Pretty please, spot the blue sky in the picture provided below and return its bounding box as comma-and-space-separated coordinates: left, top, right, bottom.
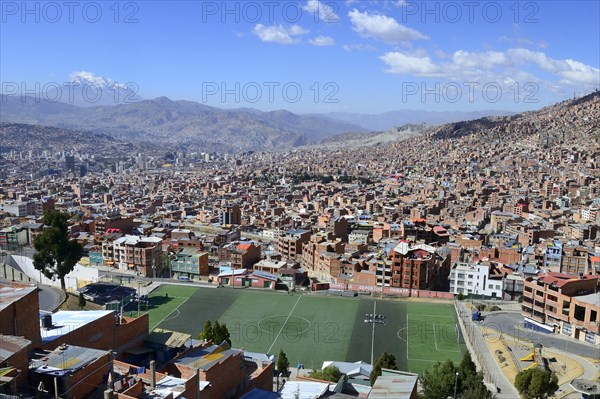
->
1, 0, 599, 113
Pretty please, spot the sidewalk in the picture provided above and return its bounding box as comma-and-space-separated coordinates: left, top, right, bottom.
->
456, 301, 520, 399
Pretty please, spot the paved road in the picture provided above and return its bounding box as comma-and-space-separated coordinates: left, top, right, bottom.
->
481, 312, 600, 359
456, 301, 521, 399
38, 285, 64, 312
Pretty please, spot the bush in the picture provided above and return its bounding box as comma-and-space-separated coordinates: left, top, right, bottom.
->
457, 292, 464, 301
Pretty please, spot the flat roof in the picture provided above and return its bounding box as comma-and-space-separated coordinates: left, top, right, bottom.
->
32, 344, 108, 375
279, 381, 330, 399
41, 310, 113, 343
146, 329, 191, 348
369, 371, 418, 398
0, 285, 37, 312
575, 292, 600, 307
173, 343, 242, 371
0, 335, 31, 362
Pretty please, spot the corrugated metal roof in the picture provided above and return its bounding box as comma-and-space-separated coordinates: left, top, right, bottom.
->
146, 329, 191, 348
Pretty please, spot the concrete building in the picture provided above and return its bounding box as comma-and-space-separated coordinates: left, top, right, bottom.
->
170, 250, 209, 278
522, 272, 599, 345
0, 283, 41, 346
449, 262, 503, 298
390, 242, 449, 291
278, 229, 311, 261
31, 344, 110, 399
102, 235, 163, 277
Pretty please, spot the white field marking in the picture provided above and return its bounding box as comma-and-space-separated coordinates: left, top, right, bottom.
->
433, 323, 439, 350
396, 327, 407, 343
406, 313, 409, 360
153, 298, 189, 329
404, 314, 461, 361
162, 309, 181, 322
267, 295, 302, 354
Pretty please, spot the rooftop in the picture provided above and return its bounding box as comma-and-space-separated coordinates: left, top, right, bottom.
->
40, 310, 113, 343
0, 285, 37, 312
575, 292, 600, 307
31, 344, 108, 376
0, 335, 31, 362
173, 342, 242, 371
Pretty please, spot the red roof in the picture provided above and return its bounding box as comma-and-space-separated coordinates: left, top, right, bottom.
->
237, 243, 252, 250
539, 272, 599, 287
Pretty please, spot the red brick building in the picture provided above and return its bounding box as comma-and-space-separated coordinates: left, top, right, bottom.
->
390, 242, 449, 290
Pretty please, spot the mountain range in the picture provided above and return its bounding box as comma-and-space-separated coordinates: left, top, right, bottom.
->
0, 95, 367, 152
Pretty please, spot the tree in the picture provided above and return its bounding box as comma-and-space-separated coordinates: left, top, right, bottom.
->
370, 351, 398, 385
419, 360, 457, 399
276, 349, 290, 376
420, 354, 494, 399
458, 352, 477, 391
78, 292, 86, 308
462, 372, 495, 399
457, 292, 464, 301
309, 366, 344, 382
199, 320, 214, 341
33, 210, 83, 290
214, 321, 232, 346
199, 320, 231, 346
515, 368, 558, 399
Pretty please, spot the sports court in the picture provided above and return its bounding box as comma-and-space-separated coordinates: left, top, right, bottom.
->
145, 285, 465, 374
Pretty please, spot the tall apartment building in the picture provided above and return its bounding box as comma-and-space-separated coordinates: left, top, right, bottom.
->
561, 246, 590, 275
102, 235, 163, 277
522, 272, 599, 345
277, 229, 311, 260
218, 242, 261, 269
449, 262, 503, 298
390, 242, 449, 290
95, 214, 136, 235
220, 204, 241, 225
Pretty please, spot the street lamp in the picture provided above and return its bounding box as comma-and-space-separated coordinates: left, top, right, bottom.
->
364, 301, 387, 365
454, 371, 459, 399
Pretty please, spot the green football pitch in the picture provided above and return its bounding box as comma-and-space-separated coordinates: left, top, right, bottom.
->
144, 285, 466, 374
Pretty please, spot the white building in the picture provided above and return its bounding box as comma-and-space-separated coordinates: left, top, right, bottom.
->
449, 262, 503, 298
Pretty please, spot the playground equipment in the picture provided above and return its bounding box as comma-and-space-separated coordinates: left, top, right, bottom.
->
520, 343, 548, 370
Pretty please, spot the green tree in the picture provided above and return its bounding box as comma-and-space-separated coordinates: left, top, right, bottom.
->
419, 360, 457, 399
33, 210, 83, 290
462, 372, 495, 399
309, 366, 344, 382
199, 320, 214, 341
78, 292, 86, 308
514, 368, 558, 399
213, 321, 232, 346
276, 349, 290, 376
458, 351, 477, 391
370, 351, 398, 385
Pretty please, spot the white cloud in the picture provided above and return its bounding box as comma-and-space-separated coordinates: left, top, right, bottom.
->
303, 0, 339, 22
251, 24, 309, 45
379, 52, 440, 76
309, 35, 336, 46
348, 9, 428, 44
343, 43, 378, 52
379, 47, 600, 88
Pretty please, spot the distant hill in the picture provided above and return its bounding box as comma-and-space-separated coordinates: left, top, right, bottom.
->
322, 109, 515, 131
428, 91, 600, 141
317, 124, 428, 149
0, 122, 156, 154
0, 95, 366, 153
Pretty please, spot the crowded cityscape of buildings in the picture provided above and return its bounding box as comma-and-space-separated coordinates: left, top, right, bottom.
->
0, 92, 599, 397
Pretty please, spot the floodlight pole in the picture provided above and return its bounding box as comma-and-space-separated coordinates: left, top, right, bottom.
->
371, 300, 376, 365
